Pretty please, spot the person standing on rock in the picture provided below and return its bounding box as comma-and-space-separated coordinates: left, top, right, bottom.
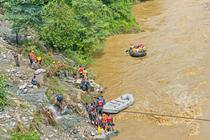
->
107, 113, 114, 131
102, 113, 108, 131
45, 109, 56, 125
36, 56, 42, 65
97, 98, 104, 115
12, 52, 20, 67
83, 68, 88, 79
98, 96, 106, 105
28, 50, 36, 65
78, 65, 84, 78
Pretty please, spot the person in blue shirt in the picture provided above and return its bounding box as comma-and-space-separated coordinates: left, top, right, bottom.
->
53, 95, 65, 113
98, 96, 106, 105
31, 76, 40, 88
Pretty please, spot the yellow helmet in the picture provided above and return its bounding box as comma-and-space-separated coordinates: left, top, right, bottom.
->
31, 50, 34, 53
37, 56, 41, 60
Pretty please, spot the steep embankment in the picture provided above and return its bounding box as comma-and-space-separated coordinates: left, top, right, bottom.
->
0, 39, 98, 140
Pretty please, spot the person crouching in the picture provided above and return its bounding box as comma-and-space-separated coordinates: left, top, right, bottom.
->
31, 76, 40, 88
53, 95, 65, 113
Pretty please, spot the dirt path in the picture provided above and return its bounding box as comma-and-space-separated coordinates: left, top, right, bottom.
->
91, 0, 210, 139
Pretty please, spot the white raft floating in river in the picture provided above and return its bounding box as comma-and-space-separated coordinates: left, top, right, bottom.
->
103, 93, 134, 114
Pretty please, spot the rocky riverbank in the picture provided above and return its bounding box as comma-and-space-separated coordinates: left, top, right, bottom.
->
0, 38, 117, 140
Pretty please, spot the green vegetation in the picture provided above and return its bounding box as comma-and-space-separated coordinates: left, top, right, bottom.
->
21, 44, 54, 66
45, 77, 64, 100
131, 0, 142, 4
2, 0, 139, 64
19, 103, 30, 109
11, 121, 40, 140
33, 110, 43, 125
0, 74, 7, 110
81, 93, 93, 104
11, 130, 40, 140
2, 0, 46, 45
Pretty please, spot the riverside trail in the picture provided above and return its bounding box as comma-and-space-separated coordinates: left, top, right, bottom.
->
91, 0, 210, 139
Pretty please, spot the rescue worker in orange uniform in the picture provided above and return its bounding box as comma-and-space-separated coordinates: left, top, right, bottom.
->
28, 50, 36, 65
102, 113, 107, 130
78, 65, 84, 78
107, 113, 114, 131
83, 68, 88, 79
36, 56, 42, 65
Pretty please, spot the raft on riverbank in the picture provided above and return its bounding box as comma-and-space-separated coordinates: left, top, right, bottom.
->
103, 94, 134, 114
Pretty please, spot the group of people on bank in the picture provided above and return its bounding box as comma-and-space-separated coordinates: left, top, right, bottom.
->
50, 92, 115, 133
77, 65, 115, 133
12, 48, 115, 134
78, 65, 92, 92
28, 50, 42, 68
12, 49, 42, 88
28, 50, 42, 88
85, 96, 114, 133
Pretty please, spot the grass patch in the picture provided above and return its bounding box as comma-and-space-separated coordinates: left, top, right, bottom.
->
33, 110, 43, 125
45, 77, 64, 100
19, 103, 30, 109
0, 74, 7, 110
81, 93, 93, 104
11, 122, 40, 140
11, 130, 40, 140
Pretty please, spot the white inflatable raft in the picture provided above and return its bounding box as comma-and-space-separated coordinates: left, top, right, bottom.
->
103, 93, 134, 114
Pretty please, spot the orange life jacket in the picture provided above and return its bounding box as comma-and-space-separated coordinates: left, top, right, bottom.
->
83, 70, 88, 76
36, 56, 42, 64
102, 116, 107, 124
79, 67, 84, 73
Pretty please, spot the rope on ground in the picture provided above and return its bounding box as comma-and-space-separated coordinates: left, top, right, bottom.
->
122, 110, 210, 122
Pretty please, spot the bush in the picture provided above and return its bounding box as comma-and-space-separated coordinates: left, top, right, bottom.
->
0, 74, 7, 110
45, 77, 64, 100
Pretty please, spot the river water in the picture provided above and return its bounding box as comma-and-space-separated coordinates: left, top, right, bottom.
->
90, 0, 210, 139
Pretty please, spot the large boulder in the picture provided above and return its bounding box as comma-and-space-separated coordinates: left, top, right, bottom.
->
0, 21, 25, 45
34, 69, 46, 75
20, 88, 48, 106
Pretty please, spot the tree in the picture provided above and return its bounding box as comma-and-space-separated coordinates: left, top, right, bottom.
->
1, 0, 138, 64
72, 0, 111, 40
40, 0, 138, 64
2, 0, 49, 45
40, 0, 81, 51
107, 1, 138, 33
40, 0, 109, 64
100, 0, 114, 5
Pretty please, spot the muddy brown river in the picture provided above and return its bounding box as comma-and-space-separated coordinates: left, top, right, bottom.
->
90, 0, 210, 139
